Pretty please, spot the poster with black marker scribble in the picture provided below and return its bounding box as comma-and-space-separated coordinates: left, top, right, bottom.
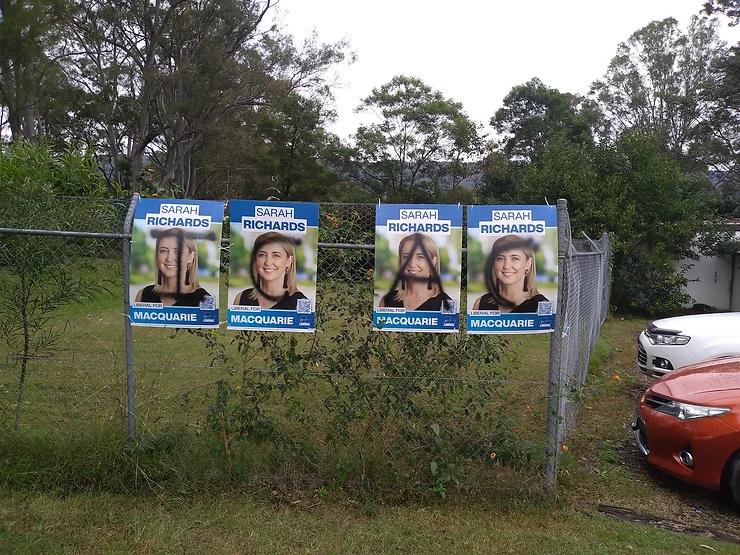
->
227, 200, 318, 332
373, 204, 462, 332
467, 205, 558, 334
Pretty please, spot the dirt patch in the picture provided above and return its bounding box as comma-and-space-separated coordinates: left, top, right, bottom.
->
598, 504, 740, 544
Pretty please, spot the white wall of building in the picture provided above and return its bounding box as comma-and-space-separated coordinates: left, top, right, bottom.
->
678, 227, 740, 311
679, 255, 735, 310
732, 254, 740, 312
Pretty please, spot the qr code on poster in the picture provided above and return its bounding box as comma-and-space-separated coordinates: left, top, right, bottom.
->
537, 301, 553, 316
296, 298, 312, 314
441, 300, 457, 314
199, 295, 216, 310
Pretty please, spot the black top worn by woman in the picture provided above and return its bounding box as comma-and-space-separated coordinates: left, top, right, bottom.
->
138, 284, 211, 307
476, 293, 549, 314
236, 288, 307, 310
381, 290, 453, 311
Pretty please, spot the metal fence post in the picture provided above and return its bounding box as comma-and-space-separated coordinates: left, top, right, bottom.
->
600, 233, 611, 324
545, 198, 570, 491
122, 193, 139, 441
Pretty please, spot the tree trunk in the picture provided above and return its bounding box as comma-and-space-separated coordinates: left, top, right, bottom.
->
130, 87, 151, 193
13, 278, 31, 432
23, 53, 36, 142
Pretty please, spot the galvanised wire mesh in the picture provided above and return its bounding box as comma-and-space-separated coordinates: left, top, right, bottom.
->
550, 208, 612, 460
0, 195, 130, 442
0, 196, 609, 498
129, 203, 551, 496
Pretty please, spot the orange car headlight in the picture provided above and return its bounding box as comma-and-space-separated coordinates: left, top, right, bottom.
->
655, 400, 731, 421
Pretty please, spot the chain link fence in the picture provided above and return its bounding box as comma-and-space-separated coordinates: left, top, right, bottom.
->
0, 195, 610, 498
545, 202, 612, 483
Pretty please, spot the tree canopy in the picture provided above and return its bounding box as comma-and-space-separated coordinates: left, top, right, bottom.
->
704, 0, 740, 24
492, 78, 595, 163
514, 132, 719, 314
590, 16, 726, 169
214, 92, 342, 201
2, 7, 740, 313
344, 75, 483, 202
1, 0, 352, 198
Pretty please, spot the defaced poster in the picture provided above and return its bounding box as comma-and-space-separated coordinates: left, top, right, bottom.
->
227, 200, 319, 332
466, 205, 558, 334
129, 198, 224, 328
373, 204, 462, 332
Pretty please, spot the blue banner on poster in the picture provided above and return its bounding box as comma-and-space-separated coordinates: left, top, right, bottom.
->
227, 200, 319, 332
129, 198, 224, 328
373, 204, 463, 333
466, 205, 558, 334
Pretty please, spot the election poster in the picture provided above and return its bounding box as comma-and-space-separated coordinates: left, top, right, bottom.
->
373, 204, 462, 332
129, 197, 224, 328
227, 200, 318, 332
467, 205, 558, 334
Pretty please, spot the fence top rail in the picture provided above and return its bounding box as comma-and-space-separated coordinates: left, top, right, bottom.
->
0, 229, 478, 253
569, 250, 607, 257
0, 228, 126, 240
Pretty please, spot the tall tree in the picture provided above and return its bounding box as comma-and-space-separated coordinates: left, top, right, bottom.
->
515, 132, 724, 314
700, 47, 740, 214
492, 78, 595, 164
475, 149, 518, 204
53, 0, 137, 184
0, 0, 70, 141
590, 16, 726, 167
703, 0, 740, 214
55, 0, 349, 196
704, 0, 740, 25
209, 92, 341, 201
346, 75, 482, 202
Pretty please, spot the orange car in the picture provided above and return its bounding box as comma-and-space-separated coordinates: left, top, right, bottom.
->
633, 356, 740, 505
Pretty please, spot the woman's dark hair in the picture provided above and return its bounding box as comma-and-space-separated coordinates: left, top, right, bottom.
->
483, 234, 539, 308
392, 232, 441, 302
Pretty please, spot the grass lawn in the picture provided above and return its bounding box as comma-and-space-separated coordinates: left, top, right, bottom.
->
2, 315, 740, 553
0, 490, 732, 554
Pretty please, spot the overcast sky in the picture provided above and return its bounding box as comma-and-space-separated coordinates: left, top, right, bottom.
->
271, 0, 739, 140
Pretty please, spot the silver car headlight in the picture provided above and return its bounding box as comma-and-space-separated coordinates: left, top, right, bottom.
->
655, 400, 730, 420
645, 332, 690, 345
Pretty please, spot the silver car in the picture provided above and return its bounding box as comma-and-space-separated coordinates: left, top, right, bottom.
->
637, 312, 740, 378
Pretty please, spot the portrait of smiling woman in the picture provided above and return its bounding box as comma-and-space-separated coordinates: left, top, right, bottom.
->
379, 232, 452, 311
233, 231, 307, 310
473, 234, 548, 313
135, 227, 212, 307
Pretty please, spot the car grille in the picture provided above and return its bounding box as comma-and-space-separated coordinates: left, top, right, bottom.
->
644, 394, 672, 410
637, 341, 647, 366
